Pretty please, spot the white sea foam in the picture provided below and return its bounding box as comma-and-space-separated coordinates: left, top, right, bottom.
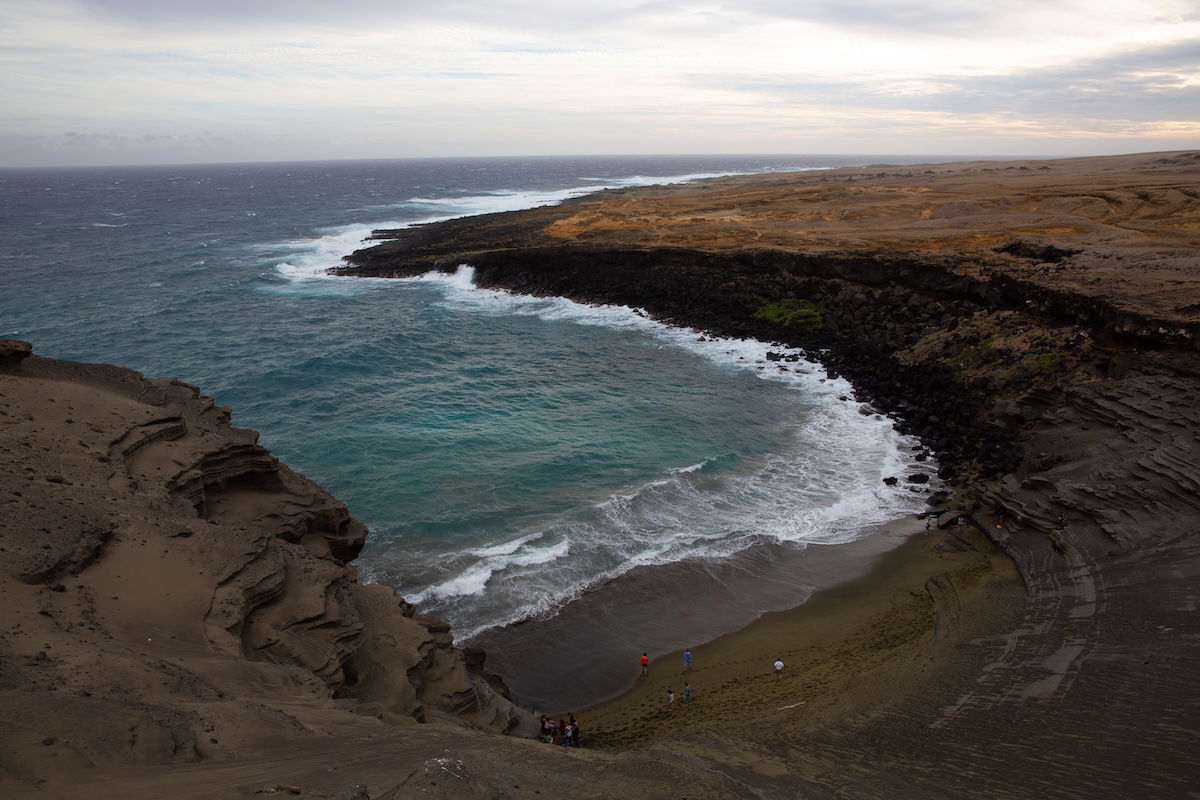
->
393, 264, 937, 640
265, 168, 796, 289
467, 531, 545, 558
669, 459, 713, 475
250, 163, 928, 637
408, 537, 572, 605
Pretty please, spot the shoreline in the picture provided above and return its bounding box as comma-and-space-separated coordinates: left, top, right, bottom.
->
579, 520, 1024, 761
471, 513, 937, 713
407, 283, 942, 714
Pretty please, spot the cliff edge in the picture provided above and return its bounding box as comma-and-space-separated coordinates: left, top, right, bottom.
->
0, 342, 562, 797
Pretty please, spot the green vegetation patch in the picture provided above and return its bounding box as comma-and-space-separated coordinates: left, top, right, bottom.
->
754, 299, 824, 331
948, 347, 983, 368
1036, 352, 1068, 371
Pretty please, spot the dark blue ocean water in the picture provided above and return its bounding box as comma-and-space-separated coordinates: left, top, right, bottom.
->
0, 155, 937, 642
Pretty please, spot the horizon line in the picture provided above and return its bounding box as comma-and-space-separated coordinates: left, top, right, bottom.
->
0, 150, 1113, 172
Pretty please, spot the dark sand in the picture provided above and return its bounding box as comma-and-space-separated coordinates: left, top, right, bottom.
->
579, 523, 1023, 756
472, 516, 932, 712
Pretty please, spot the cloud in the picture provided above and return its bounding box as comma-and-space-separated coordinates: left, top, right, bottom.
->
76, 0, 652, 34
696, 37, 1200, 123
727, 0, 992, 34
2, 0, 1198, 165
921, 39, 1200, 121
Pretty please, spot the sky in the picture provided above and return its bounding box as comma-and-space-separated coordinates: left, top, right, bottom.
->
1, 0, 1198, 167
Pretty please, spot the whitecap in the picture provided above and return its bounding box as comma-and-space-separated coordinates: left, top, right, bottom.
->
260, 166, 804, 290
669, 458, 713, 475
467, 531, 546, 558
410, 537, 572, 604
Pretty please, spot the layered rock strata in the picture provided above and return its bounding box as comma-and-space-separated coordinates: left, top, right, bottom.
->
0, 343, 534, 789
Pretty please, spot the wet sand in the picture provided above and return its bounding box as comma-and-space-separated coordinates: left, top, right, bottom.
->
473, 515, 937, 712
579, 522, 1023, 760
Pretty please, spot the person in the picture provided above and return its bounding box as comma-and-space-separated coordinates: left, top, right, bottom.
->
773, 657, 785, 680
683, 682, 692, 702
683, 648, 693, 671
640, 652, 649, 676
667, 688, 674, 711
561, 722, 573, 747
571, 721, 581, 747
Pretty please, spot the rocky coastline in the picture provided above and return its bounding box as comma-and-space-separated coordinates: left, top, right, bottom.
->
340, 153, 1200, 492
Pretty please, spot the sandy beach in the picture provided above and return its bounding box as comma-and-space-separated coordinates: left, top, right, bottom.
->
474, 516, 944, 713
581, 522, 1021, 755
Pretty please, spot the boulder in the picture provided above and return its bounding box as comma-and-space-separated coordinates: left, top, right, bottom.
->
0, 339, 33, 367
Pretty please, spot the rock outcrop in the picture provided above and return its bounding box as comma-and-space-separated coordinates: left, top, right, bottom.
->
0, 345, 535, 787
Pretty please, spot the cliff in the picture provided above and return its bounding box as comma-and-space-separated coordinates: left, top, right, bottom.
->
0, 341, 560, 793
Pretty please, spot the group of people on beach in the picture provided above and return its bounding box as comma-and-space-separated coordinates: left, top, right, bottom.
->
539, 713, 581, 747
651, 648, 787, 710
659, 648, 697, 711
539, 647, 787, 746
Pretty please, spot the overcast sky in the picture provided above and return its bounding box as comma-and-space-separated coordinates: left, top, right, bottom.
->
2, 0, 1197, 166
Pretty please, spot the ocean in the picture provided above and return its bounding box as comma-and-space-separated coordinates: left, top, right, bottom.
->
1, 154, 944, 709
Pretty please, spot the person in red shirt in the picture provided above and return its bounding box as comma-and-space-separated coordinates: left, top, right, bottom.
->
640, 652, 649, 676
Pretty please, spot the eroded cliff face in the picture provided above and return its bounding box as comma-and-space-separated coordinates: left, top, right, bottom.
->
0, 341, 533, 781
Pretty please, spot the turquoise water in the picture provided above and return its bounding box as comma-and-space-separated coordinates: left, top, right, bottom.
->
0, 155, 937, 643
